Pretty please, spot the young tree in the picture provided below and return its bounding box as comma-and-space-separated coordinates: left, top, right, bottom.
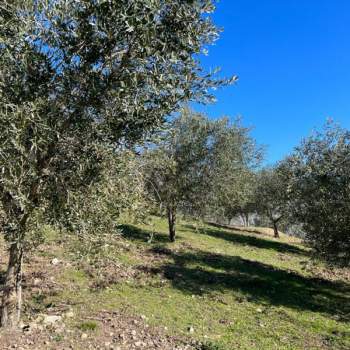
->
283, 122, 350, 265
144, 113, 261, 240
0, 0, 231, 327
144, 109, 214, 241
207, 119, 263, 225
253, 168, 288, 238
222, 171, 258, 227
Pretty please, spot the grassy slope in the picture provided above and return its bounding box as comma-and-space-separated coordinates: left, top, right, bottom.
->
2, 217, 350, 349
116, 218, 350, 350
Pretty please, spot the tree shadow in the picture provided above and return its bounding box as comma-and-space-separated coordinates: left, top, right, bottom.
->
153, 248, 350, 322
0, 270, 5, 285
0, 269, 6, 297
118, 224, 170, 243
183, 224, 307, 256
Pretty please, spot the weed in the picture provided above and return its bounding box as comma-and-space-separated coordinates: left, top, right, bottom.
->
78, 321, 98, 331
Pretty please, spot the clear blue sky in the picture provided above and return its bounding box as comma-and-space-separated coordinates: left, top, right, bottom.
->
193, 0, 350, 164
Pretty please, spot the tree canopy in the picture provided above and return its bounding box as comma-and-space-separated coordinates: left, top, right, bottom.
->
144, 109, 261, 240
281, 122, 350, 265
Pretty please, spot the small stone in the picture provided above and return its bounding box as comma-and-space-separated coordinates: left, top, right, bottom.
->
81, 333, 88, 340
43, 315, 62, 325
55, 327, 64, 334
33, 278, 41, 286
187, 326, 194, 334
51, 258, 60, 265
65, 311, 74, 318
256, 308, 263, 313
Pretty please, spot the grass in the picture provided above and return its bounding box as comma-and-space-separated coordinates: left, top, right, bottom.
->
77, 218, 350, 348
77, 321, 98, 331
3, 216, 349, 349
118, 218, 350, 349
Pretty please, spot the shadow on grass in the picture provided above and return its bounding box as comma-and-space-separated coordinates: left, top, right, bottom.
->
119, 223, 349, 321
152, 247, 350, 322
119, 224, 170, 243
0, 269, 6, 298
0, 270, 5, 285
183, 224, 307, 257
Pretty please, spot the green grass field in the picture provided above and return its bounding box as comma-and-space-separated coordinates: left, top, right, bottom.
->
41, 216, 349, 350
2, 217, 347, 349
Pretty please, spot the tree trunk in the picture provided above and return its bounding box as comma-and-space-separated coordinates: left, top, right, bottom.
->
245, 213, 249, 227
1, 242, 24, 328
167, 206, 176, 242
240, 212, 249, 227
273, 221, 280, 238
240, 214, 246, 226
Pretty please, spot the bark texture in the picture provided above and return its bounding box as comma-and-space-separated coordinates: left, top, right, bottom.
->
167, 206, 176, 242
0, 242, 23, 328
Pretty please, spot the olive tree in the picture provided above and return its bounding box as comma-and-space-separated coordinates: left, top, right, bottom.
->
208, 119, 262, 225
144, 112, 260, 240
144, 109, 215, 241
283, 123, 350, 265
253, 168, 288, 238
0, 0, 230, 327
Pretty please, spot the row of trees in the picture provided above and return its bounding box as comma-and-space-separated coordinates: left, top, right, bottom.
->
149, 112, 350, 268
230, 122, 350, 264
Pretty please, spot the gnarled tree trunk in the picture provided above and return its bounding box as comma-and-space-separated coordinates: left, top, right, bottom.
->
1, 241, 24, 328
167, 206, 176, 242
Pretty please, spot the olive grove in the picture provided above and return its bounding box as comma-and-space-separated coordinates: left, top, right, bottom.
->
0, 0, 232, 327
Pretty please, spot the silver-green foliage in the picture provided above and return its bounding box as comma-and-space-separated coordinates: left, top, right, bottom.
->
144, 108, 214, 215
144, 109, 261, 236
208, 118, 263, 222
253, 167, 288, 236
0, 0, 230, 326
284, 122, 350, 265
0, 0, 230, 240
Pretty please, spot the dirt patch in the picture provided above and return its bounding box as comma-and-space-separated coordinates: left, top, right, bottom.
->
0, 310, 199, 350
0, 238, 199, 350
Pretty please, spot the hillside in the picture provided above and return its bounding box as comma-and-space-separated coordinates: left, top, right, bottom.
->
0, 217, 349, 350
